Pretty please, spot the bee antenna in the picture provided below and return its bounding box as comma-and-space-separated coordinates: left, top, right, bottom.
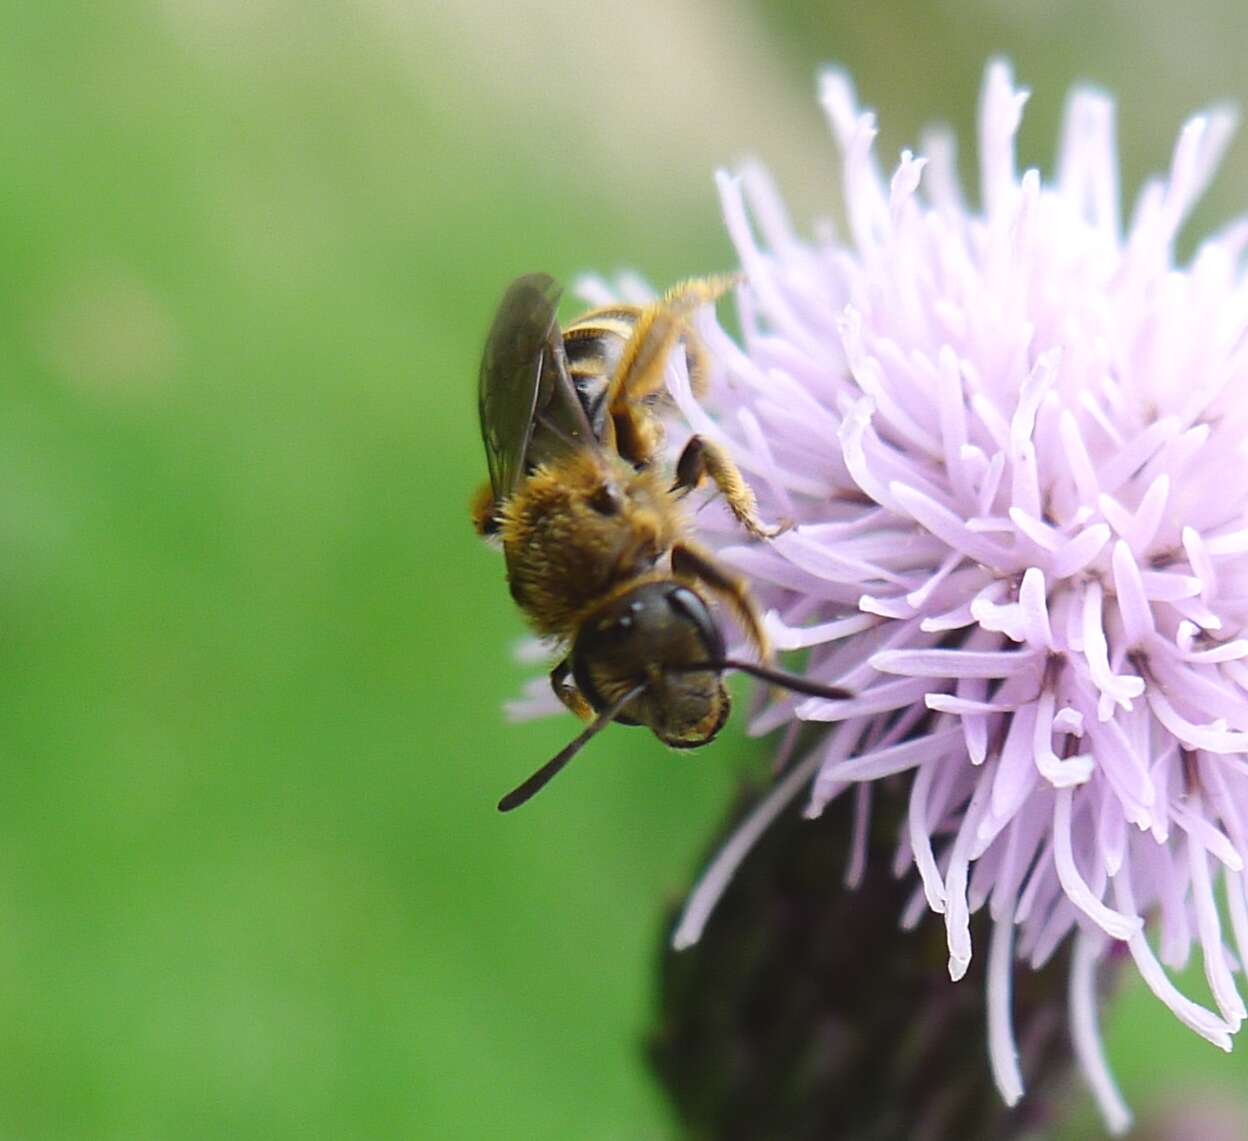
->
669, 659, 852, 701
497, 682, 648, 813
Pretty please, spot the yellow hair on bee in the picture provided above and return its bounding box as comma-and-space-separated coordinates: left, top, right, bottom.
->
498, 450, 683, 639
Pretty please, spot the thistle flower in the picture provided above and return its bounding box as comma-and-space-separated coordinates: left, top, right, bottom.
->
651, 775, 1088, 1140
570, 62, 1248, 1134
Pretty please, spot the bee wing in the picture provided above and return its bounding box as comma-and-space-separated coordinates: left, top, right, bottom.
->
479, 274, 558, 500
479, 274, 597, 501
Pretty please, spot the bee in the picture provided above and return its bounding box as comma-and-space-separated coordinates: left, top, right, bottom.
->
474, 273, 850, 812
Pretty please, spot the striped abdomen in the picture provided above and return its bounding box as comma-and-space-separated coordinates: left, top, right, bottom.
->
561, 307, 639, 445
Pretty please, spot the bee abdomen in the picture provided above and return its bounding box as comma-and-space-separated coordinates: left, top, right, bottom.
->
564, 318, 634, 439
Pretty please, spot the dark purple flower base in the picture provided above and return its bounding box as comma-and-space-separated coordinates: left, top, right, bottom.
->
651, 774, 1085, 1141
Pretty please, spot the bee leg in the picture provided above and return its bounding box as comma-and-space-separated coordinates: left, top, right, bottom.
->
605, 307, 684, 468
612, 275, 740, 407
683, 325, 713, 399
672, 435, 787, 540
661, 273, 742, 311
670, 542, 771, 664
606, 275, 741, 464
662, 274, 741, 398
551, 657, 594, 722
470, 481, 500, 537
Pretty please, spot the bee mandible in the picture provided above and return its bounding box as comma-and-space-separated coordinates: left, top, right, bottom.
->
472, 273, 850, 812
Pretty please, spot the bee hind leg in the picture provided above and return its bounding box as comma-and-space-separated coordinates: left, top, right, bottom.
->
662, 273, 742, 312
606, 274, 741, 464
672, 435, 788, 540
663, 274, 741, 396
670, 542, 771, 665
611, 275, 739, 403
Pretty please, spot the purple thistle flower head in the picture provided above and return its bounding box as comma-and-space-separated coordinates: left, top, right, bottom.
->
564, 61, 1248, 1134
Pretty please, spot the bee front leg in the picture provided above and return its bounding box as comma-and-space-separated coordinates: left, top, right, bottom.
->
551, 657, 594, 722
672, 435, 788, 540
670, 542, 771, 665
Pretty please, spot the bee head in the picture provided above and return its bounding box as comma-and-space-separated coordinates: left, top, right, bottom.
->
496, 584, 853, 812
572, 582, 731, 749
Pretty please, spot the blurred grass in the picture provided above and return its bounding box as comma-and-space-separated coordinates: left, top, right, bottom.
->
2, 1, 1248, 1138
0, 3, 751, 1137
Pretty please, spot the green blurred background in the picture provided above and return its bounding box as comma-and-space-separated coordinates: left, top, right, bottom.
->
4, 2, 1248, 1137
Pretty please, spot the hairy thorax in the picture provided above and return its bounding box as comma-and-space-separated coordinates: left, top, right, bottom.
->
498, 450, 685, 640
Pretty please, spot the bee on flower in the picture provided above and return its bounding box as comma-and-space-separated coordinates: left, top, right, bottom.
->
510, 60, 1248, 1136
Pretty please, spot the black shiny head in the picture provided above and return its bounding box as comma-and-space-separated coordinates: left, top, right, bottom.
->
496, 583, 854, 812
571, 582, 730, 747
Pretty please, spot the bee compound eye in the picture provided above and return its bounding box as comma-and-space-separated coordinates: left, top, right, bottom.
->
666, 586, 726, 660
667, 586, 709, 624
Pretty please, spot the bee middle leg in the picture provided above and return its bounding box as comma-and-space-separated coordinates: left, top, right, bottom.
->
671, 541, 771, 664
672, 435, 786, 540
